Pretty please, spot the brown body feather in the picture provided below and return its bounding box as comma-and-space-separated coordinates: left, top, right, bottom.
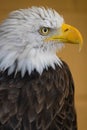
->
0, 61, 77, 130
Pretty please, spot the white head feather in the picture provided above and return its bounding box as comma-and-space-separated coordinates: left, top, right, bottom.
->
0, 6, 64, 76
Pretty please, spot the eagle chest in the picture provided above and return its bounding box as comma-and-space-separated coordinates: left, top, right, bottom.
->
0, 63, 75, 130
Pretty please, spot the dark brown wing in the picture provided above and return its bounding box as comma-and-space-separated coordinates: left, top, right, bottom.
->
50, 61, 77, 130
0, 61, 77, 130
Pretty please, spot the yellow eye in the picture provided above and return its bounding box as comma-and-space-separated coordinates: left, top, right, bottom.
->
39, 27, 50, 36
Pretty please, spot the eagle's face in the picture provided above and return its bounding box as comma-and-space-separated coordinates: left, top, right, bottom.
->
0, 7, 82, 76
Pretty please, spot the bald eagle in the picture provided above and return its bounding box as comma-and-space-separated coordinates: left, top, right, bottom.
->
0, 7, 83, 130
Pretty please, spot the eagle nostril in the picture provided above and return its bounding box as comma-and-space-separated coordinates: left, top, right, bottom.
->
64, 28, 69, 32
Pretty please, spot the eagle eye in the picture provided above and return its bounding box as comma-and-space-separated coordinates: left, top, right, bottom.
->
39, 27, 50, 36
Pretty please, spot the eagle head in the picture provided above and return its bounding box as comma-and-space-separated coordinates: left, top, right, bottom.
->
0, 7, 83, 76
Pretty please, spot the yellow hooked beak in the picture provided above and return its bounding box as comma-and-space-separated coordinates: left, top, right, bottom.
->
45, 24, 83, 51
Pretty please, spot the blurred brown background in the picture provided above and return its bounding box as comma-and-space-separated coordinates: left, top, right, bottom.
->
0, 0, 87, 129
